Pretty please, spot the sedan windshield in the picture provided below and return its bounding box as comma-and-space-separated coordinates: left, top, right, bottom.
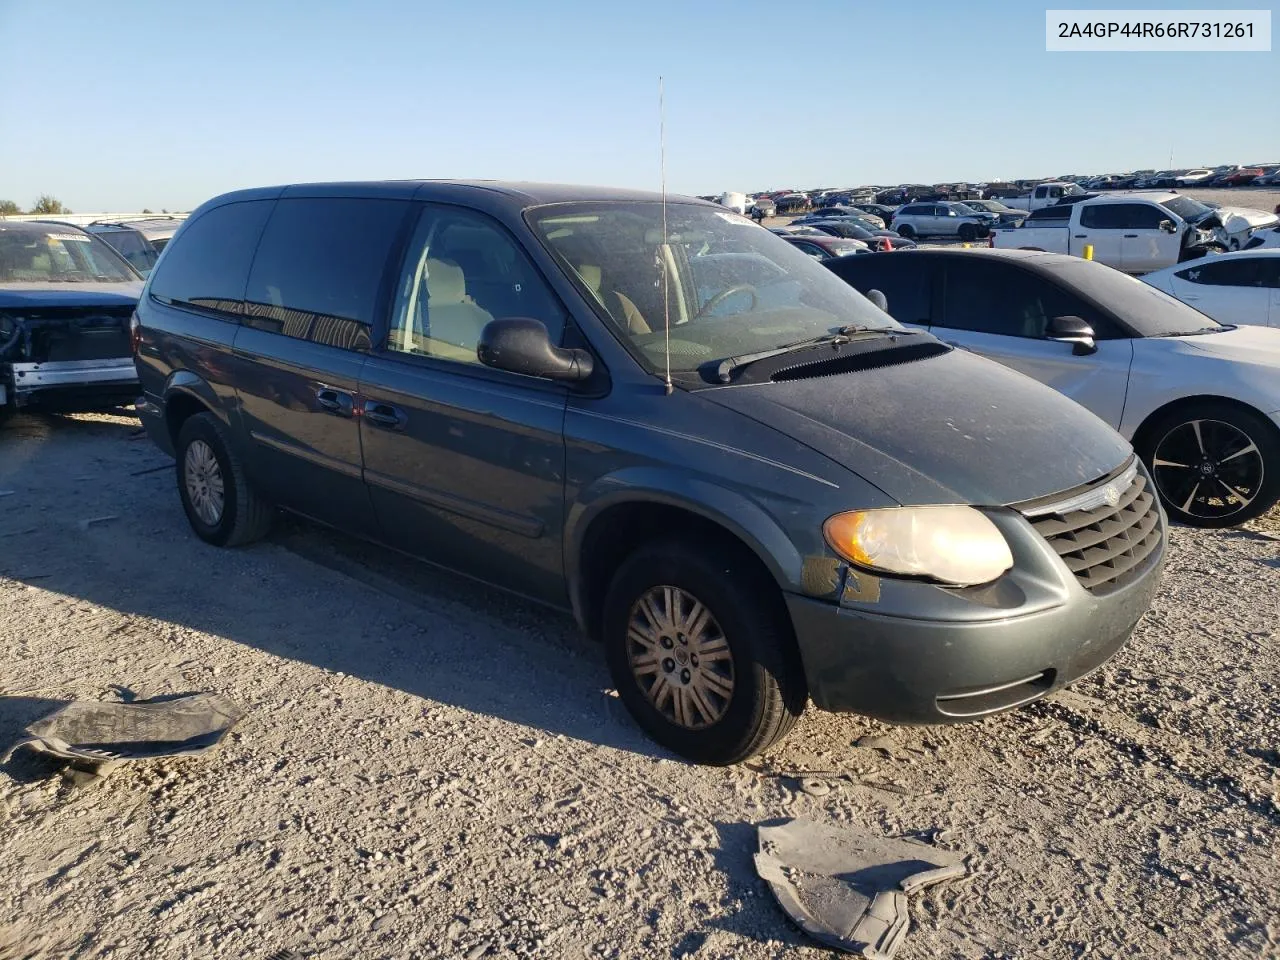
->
0, 223, 137, 283
529, 201, 898, 374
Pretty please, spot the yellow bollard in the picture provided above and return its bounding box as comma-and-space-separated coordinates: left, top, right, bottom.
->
962, 242, 971, 248
1083, 244, 1094, 261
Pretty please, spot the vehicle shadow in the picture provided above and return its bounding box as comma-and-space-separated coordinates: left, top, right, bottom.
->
702, 819, 808, 950
0, 417, 669, 761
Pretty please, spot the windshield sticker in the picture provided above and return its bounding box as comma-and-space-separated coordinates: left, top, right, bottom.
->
713, 212, 754, 226
48, 234, 91, 242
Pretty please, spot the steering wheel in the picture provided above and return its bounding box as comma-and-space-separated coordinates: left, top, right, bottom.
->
694, 284, 758, 320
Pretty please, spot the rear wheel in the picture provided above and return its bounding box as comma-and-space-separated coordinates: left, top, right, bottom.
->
602, 538, 806, 765
176, 412, 274, 546
1138, 401, 1280, 527
896, 223, 916, 240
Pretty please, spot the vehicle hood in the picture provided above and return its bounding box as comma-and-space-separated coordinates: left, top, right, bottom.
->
700, 347, 1132, 506
1180, 325, 1280, 366
1193, 206, 1278, 235
0, 282, 144, 308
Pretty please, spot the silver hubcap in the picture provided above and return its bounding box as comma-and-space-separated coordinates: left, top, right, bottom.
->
184, 439, 225, 526
1152, 418, 1263, 521
627, 585, 735, 730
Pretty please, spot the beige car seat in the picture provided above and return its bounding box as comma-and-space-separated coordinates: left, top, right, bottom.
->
575, 263, 651, 334
423, 258, 495, 359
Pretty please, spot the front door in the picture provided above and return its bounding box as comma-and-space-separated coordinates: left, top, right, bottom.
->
358, 204, 571, 604
1114, 202, 1181, 274
936, 259, 1133, 427
232, 196, 414, 533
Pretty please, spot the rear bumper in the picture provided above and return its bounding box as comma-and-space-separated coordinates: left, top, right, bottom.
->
4, 358, 139, 411
135, 392, 174, 457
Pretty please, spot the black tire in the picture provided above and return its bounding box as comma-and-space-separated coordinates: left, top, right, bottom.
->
958, 223, 977, 243
896, 223, 916, 240
602, 538, 806, 765
175, 412, 273, 546
1136, 400, 1280, 528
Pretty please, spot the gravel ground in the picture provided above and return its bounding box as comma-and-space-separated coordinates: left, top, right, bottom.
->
1, 412, 1278, 960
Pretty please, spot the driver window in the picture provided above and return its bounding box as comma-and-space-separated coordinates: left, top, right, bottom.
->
389, 207, 565, 364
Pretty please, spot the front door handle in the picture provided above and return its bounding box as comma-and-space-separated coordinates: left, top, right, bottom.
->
363, 401, 406, 430
1073, 234, 1088, 238
1123, 234, 1139, 238
316, 387, 354, 417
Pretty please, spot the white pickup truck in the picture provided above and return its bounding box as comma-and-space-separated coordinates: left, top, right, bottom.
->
990, 193, 1222, 274
1000, 181, 1088, 212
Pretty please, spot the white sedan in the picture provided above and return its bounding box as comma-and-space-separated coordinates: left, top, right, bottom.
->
1141, 251, 1280, 328
1245, 224, 1280, 250
827, 248, 1280, 527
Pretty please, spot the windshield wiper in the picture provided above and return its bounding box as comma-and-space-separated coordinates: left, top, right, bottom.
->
713, 325, 913, 383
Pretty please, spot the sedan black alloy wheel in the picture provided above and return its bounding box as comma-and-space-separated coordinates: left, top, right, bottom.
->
1151, 418, 1263, 522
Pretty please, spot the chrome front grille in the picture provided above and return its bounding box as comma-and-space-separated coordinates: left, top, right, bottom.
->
1023, 463, 1163, 594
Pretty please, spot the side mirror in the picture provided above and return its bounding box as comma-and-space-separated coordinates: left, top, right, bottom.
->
866, 289, 889, 312
1159, 219, 1178, 234
1047, 315, 1096, 355
478, 318, 594, 382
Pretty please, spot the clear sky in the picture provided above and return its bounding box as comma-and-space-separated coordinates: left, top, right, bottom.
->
1, 0, 1276, 211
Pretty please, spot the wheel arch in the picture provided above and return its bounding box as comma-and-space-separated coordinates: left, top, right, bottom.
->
162, 371, 224, 448
1130, 394, 1280, 457
565, 472, 803, 641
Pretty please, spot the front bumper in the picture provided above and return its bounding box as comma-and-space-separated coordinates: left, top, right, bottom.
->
787, 507, 1166, 723
4, 358, 139, 411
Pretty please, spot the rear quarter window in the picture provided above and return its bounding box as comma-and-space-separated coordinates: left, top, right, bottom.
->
149, 201, 274, 314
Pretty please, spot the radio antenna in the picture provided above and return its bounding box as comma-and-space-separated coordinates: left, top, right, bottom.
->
659, 75, 673, 396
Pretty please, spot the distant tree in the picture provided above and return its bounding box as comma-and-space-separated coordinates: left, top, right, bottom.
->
161, 208, 169, 214
30, 195, 71, 215
141, 208, 153, 214
0, 199, 20, 216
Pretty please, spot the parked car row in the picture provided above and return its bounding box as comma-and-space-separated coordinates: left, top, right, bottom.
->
716, 161, 1280, 222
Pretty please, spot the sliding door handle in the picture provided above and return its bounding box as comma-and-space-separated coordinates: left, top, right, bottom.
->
363, 402, 406, 430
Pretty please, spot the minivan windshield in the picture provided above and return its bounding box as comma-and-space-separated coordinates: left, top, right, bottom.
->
529, 201, 898, 373
0, 222, 137, 283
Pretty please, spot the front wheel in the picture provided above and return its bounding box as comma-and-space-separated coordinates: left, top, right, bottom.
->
602, 539, 806, 765
1138, 402, 1280, 527
958, 223, 977, 242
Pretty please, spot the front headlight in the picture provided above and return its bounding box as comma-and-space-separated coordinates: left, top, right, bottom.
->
823, 505, 1013, 587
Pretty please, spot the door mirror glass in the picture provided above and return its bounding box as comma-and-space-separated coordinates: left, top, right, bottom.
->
1159, 219, 1178, 234
478, 317, 594, 381
1047, 315, 1097, 355
866, 289, 889, 312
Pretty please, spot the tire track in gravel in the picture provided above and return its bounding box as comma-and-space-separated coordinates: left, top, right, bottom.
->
1028, 691, 1280, 826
